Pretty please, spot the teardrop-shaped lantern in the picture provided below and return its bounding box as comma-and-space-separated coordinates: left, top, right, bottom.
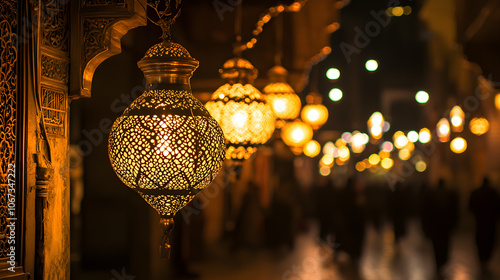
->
108, 41, 226, 258
206, 57, 275, 162
263, 65, 301, 129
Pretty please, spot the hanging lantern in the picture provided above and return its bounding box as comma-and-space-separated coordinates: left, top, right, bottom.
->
301, 92, 328, 130
263, 66, 301, 129
469, 117, 489, 136
206, 58, 275, 161
368, 111, 384, 140
450, 105, 464, 132
108, 40, 226, 258
450, 137, 467, 153
281, 120, 313, 154
437, 118, 451, 142
303, 140, 321, 158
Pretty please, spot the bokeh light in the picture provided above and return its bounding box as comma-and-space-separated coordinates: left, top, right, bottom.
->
368, 154, 381, 165
469, 117, 489, 136
329, 88, 343, 102
419, 128, 431, 143
415, 91, 429, 104
382, 141, 394, 152
323, 141, 335, 155
415, 161, 427, 172
319, 166, 331, 176
303, 140, 321, 158
326, 68, 340, 80
365, 59, 379, 71
407, 131, 419, 142
496, 93, 500, 110
450, 137, 467, 153
398, 149, 411, 160
450, 106, 464, 132
437, 118, 450, 142
356, 162, 366, 172
381, 158, 394, 169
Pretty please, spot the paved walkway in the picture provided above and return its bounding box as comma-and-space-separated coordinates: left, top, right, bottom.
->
192, 218, 500, 280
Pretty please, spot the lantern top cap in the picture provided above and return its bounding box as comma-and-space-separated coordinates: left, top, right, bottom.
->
268, 65, 288, 79
219, 57, 258, 84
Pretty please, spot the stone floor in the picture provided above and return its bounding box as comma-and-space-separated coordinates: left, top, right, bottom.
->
191, 218, 500, 280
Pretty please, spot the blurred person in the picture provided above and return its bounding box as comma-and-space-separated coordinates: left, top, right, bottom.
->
469, 177, 500, 265
266, 178, 296, 251
422, 179, 459, 273
314, 177, 336, 240
388, 182, 410, 243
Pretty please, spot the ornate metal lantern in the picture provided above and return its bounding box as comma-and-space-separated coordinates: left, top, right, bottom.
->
301, 92, 328, 130
108, 39, 226, 258
263, 65, 301, 129
206, 57, 275, 161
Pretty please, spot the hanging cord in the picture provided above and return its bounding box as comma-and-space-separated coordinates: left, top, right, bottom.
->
274, 14, 283, 66
233, 2, 243, 57
138, 0, 182, 41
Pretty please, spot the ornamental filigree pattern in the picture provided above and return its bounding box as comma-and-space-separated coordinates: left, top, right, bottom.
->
0, 0, 17, 258
41, 87, 66, 137
41, 55, 69, 83
41, 0, 69, 51
82, 17, 116, 66
82, 0, 126, 7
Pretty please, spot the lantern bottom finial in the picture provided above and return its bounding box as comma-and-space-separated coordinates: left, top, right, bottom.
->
159, 216, 175, 259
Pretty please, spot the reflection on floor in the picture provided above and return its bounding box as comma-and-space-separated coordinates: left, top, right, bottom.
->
192, 219, 500, 280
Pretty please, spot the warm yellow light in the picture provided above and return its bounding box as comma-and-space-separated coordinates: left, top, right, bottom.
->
326, 68, 340, 80
415, 161, 427, 172
392, 6, 404, 16
365, 59, 378, 71
319, 166, 331, 176
336, 138, 346, 147
437, 118, 450, 142
419, 128, 431, 143
415, 91, 429, 104
342, 132, 352, 143
336, 157, 346, 165
329, 88, 343, 102
379, 150, 390, 159
304, 140, 321, 158
338, 145, 350, 160
381, 158, 394, 169
369, 112, 384, 127
263, 79, 301, 123
321, 154, 334, 166
399, 149, 411, 160
450, 106, 464, 132
356, 162, 366, 172
282, 120, 313, 152
394, 133, 409, 149
351, 133, 366, 153
496, 93, 500, 110
469, 117, 489, 136
368, 154, 381, 165
403, 6, 412, 15
450, 137, 467, 153
370, 126, 383, 139
323, 141, 335, 155
407, 131, 418, 142
301, 104, 329, 130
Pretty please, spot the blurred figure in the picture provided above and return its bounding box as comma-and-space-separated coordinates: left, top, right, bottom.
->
388, 182, 410, 243
422, 179, 459, 273
266, 178, 297, 251
314, 178, 336, 240
469, 177, 500, 265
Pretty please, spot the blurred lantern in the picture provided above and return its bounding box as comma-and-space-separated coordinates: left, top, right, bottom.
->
301, 92, 329, 130
282, 120, 313, 154
450, 106, 464, 132
496, 93, 500, 110
326, 68, 340, 80
263, 66, 301, 129
415, 90, 429, 104
381, 158, 394, 169
206, 57, 275, 161
350, 132, 366, 153
393, 131, 408, 149
436, 118, 450, 142
303, 140, 321, 158
415, 161, 427, 172
368, 112, 384, 140
469, 117, 489, 136
419, 128, 431, 143
407, 131, 419, 142
450, 137, 467, 153
108, 5, 226, 259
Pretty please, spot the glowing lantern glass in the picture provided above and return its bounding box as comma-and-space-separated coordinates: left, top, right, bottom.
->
368, 112, 384, 140
282, 120, 313, 154
450, 105, 464, 132
496, 93, 500, 110
469, 117, 489, 136
303, 140, 321, 158
263, 66, 301, 129
450, 137, 467, 153
108, 41, 226, 258
206, 57, 275, 161
437, 118, 450, 142
301, 92, 328, 130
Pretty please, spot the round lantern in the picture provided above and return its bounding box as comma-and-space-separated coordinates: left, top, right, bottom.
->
263, 65, 301, 128
108, 40, 226, 258
469, 117, 489, 136
282, 120, 313, 154
301, 92, 328, 130
206, 57, 275, 162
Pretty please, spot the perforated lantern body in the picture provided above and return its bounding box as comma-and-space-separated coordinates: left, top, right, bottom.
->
263, 66, 301, 128
206, 57, 275, 161
108, 41, 226, 218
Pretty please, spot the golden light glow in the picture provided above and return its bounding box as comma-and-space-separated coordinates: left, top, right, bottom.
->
419, 128, 431, 143
368, 154, 381, 165
323, 141, 335, 155
365, 59, 379, 71
398, 149, 411, 160
379, 150, 390, 159
392, 6, 404, 16
336, 138, 346, 147
437, 118, 450, 142
469, 117, 489, 136
394, 132, 409, 149
369, 112, 384, 127
338, 145, 350, 161
109, 41, 226, 221
415, 161, 427, 172
301, 104, 329, 130
381, 158, 394, 169
496, 93, 500, 110
282, 120, 313, 153
450, 137, 467, 153
304, 140, 321, 158
356, 162, 366, 172
263, 82, 301, 124
319, 166, 331, 176
415, 91, 429, 104
450, 106, 464, 132
321, 154, 334, 166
